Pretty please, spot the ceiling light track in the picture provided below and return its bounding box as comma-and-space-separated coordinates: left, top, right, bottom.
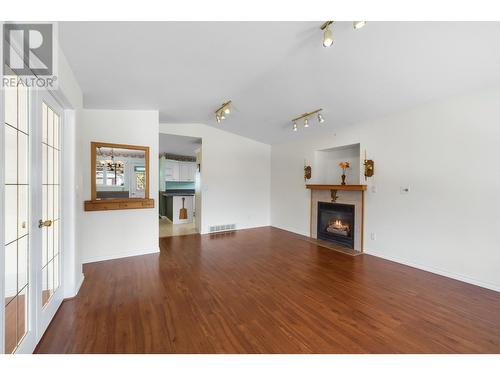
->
321, 21, 366, 48
292, 108, 325, 131
215, 100, 232, 124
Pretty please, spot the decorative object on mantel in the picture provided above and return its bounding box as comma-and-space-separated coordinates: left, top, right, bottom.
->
304, 160, 312, 181
363, 151, 374, 180
339, 161, 350, 185
330, 189, 339, 203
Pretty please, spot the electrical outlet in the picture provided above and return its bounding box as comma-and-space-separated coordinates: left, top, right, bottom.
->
370, 232, 376, 241
400, 186, 410, 194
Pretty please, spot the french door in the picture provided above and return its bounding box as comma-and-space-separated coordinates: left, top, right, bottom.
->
35, 89, 64, 338
3, 80, 64, 353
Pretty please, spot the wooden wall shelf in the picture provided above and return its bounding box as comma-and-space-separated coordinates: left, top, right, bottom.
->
306, 184, 367, 191
84, 198, 154, 211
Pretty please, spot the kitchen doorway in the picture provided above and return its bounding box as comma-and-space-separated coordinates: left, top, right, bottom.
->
158, 134, 202, 238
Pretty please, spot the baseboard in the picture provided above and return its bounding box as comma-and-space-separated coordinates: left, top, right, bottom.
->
365, 249, 500, 293
81, 247, 160, 264
270, 224, 309, 238
75, 273, 84, 295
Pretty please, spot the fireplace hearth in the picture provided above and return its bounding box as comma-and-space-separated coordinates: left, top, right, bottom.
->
317, 202, 355, 249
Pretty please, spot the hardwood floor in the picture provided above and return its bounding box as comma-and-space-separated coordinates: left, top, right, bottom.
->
159, 218, 197, 238
35, 227, 500, 353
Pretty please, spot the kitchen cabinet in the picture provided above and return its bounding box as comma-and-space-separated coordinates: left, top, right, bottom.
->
165, 160, 180, 181
164, 160, 196, 182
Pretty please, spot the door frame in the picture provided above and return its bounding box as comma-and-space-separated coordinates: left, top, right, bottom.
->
0, 23, 6, 355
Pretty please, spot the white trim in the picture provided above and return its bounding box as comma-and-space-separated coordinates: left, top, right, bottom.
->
0, 21, 6, 355
364, 249, 500, 293
74, 273, 85, 296
81, 247, 160, 265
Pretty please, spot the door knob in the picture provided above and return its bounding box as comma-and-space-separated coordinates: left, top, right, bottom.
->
38, 219, 52, 228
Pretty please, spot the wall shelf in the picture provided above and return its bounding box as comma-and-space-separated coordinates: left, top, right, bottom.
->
84, 198, 154, 211
306, 184, 367, 191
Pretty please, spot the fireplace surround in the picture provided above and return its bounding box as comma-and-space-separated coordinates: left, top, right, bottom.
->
317, 202, 355, 248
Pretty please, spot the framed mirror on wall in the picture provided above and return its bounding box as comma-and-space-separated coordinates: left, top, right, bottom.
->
84, 142, 154, 211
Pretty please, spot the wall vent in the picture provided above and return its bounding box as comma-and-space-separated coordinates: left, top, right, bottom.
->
209, 224, 236, 233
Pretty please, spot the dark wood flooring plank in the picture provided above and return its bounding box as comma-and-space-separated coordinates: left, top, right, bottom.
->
35, 227, 500, 354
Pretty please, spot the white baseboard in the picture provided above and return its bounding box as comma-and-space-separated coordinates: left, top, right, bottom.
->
81, 247, 160, 264
74, 273, 84, 295
365, 249, 500, 293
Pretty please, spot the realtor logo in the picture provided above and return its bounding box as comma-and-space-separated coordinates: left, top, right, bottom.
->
3, 23, 57, 89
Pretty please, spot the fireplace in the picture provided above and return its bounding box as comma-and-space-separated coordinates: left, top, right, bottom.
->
317, 202, 355, 249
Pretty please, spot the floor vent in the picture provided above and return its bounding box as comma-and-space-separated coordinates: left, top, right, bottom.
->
209, 224, 236, 233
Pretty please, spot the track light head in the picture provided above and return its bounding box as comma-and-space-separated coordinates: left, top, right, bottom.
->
293, 122, 298, 132
216, 114, 221, 123
353, 21, 366, 30
317, 113, 325, 123
224, 107, 230, 115
304, 118, 309, 128
323, 27, 333, 48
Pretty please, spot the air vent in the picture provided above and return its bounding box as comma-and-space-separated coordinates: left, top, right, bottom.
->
209, 224, 236, 233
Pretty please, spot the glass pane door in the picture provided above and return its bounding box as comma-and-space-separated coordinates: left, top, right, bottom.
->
3, 76, 30, 354
36, 90, 64, 338
41, 102, 61, 307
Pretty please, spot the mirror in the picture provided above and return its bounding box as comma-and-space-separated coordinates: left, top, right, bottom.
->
85, 142, 154, 211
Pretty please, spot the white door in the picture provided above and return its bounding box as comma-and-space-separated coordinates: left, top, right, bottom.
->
3, 80, 36, 353
34, 90, 64, 337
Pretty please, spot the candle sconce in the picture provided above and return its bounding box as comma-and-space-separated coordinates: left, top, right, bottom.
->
363, 151, 374, 180
304, 165, 312, 181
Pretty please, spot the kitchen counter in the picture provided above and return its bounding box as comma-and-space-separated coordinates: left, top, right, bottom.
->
161, 189, 195, 197
160, 190, 195, 224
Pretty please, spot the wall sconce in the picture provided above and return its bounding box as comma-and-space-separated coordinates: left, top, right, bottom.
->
304, 165, 312, 181
363, 151, 374, 180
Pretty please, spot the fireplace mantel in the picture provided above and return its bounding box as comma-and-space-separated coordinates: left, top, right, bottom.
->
306, 184, 367, 191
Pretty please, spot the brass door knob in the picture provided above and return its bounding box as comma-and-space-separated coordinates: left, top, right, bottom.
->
38, 219, 52, 228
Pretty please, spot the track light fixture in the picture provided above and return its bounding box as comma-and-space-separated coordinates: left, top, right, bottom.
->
320, 21, 334, 48
214, 100, 232, 124
291, 109, 325, 131
353, 21, 366, 30
320, 21, 366, 47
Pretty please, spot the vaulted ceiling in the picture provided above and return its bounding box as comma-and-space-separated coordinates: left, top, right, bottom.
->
59, 21, 500, 144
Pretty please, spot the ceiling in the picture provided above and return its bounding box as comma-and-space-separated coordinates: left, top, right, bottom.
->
59, 22, 500, 144
159, 134, 201, 156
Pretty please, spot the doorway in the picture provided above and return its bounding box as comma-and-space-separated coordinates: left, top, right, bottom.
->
158, 134, 202, 238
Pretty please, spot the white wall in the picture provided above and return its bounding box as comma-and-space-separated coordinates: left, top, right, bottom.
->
78, 110, 159, 263
271, 87, 500, 291
159, 123, 271, 233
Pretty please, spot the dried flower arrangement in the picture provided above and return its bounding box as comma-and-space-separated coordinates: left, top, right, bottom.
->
339, 161, 350, 185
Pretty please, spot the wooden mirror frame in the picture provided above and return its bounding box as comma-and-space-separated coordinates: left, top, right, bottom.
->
84, 141, 155, 211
